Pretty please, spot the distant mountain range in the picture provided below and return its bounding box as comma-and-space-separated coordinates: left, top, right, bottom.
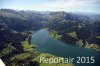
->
0, 9, 100, 23
0, 9, 100, 45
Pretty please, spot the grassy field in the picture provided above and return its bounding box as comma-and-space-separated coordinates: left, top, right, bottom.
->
68, 31, 77, 39
0, 44, 16, 57
48, 30, 62, 39
21, 38, 36, 52
85, 43, 100, 51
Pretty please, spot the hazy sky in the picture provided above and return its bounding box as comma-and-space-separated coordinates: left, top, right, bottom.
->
0, 0, 100, 13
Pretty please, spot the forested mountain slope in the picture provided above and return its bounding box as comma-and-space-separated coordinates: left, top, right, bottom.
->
0, 9, 100, 66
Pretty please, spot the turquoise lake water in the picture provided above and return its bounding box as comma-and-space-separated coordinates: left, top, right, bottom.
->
31, 29, 100, 66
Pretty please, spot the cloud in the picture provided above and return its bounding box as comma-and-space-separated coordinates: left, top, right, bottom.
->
36, 0, 83, 10
39, 0, 79, 9
35, 0, 100, 11
0, 0, 100, 13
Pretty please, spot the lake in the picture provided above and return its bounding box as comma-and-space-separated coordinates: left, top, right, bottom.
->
31, 29, 100, 66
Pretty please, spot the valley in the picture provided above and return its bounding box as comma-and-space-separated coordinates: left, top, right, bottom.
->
0, 9, 100, 66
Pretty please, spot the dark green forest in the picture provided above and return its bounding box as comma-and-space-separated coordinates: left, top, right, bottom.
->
0, 9, 100, 66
